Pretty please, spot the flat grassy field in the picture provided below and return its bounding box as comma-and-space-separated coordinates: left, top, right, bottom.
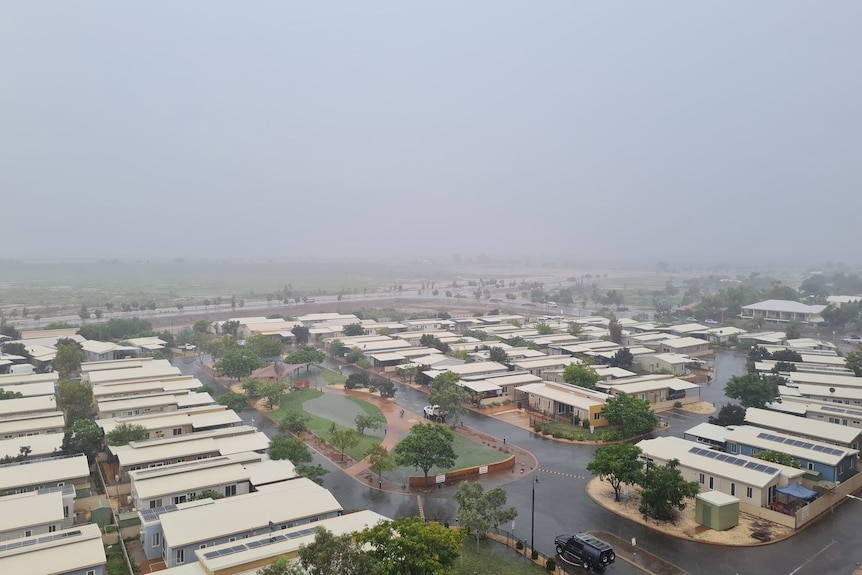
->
319, 367, 347, 384
388, 433, 508, 484
456, 538, 549, 575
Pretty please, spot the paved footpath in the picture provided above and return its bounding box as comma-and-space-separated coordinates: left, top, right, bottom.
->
589, 532, 690, 575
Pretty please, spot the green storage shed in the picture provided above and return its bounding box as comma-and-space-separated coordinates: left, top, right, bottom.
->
695, 490, 739, 531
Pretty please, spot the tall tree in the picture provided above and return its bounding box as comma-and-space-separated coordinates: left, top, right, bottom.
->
327, 339, 343, 358
342, 323, 365, 336
354, 413, 385, 435
298, 527, 374, 575
215, 347, 263, 380
291, 325, 310, 345
785, 321, 801, 340
105, 423, 148, 446
724, 373, 783, 408
488, 346, 509, 364
563, 363, 601, 390
355, 517, 464, 575
259, 381, 288, 409
330, 429, 359, 463
846, 351, 862, 377
601, 393, 658, 438
587, 443, 644, 502
269, 435, 313, 464
708, 403, 747, 427
52, 341, 83, 378
245, 334, 284, 358
639, 459, 700, 521
454, 481, 517, 549
609, 348, 634, 370
61, 419, 102, 463
217, 391, 249, 412
607, 315, 623, 344
427, 371, 470, 426
284, 346, 325, 365
393, 423, 457, 486
56, 380, 94, 424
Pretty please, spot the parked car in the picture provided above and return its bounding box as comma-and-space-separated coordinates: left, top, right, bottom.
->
180, 343, 197, 351
844, 337, 862, 344
423, 405, 446, 422
704, 319, 719, 325
555, 532, 615, 571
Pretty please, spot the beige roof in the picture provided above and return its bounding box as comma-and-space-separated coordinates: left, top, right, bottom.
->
0, 454, 90, 492
88, 364, 182, 385
114, 437, 219, 467
0, 381, 56, 398
0, 523, 106, 575
0, 395, 56, 417
80, 357, 157, 373
0, 412, 66, 436
659, 337, 710, 349
0, 432, 64, 459
0, 490, 63, 532
244, 459, 298, 486
133, 463, 250, 500
745, 407, 861, 445
606, 377, 699, 395
516, 382, 607, 411
0, 372, 59, 386
726, 425, 857, 466
444, 361, 508, 376
160, 479, 342, 547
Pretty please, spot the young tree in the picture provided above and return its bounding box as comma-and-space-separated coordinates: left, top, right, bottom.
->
535, 322, 554, 335
567, 322, 583, 337
279, 410, 311, 433
785, 321, 801, 340
291, 325, 310, 345
601, 393, 658, 438
343, 323, 365, 336
56, 380, 94, 424
754, 449, 801, 468
454, 481, 517, 549
330, 429, 359, 463
846, 351, 862, 377
724, 373, 783, 408
105, 423, 148, 446
639, 458, 700, 521
587, 443, 643, 502
269, 434, 312, 462
354, 413, 385, 435
215, 347, 263, 380
257, 557, 308, 575
365, 444, 395, 480
259, 381, 288, 409
609, 348, 634, 370
393, 423, 457, 486
52, 341, 83, 378
375, 378, 396, 398
298, 527, 374, 575
427, 371, 470, 426
562, 363, 601, 390
327, 339, 343, 358
217, 391, 249, 413
708, 403, 747, 427
355, 517, 464, 575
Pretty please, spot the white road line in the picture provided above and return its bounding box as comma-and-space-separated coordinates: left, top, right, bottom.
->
787, 539, 836, 575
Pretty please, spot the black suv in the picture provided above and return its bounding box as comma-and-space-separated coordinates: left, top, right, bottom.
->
555, 532, 615, 571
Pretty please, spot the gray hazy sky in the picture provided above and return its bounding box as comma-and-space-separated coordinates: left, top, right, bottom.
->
2, 2, 860, 265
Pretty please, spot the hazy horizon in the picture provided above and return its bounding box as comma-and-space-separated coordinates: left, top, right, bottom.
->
2, 2, 860, 265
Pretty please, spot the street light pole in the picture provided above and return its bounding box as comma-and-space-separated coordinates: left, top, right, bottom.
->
531, 475, 539, 557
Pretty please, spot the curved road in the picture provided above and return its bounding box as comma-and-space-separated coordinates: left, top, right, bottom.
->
175, 353, 862, 575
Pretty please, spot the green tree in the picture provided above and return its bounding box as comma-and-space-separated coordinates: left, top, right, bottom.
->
269, 435, 313, 463
601, 393, 658, 438
354, 413, 385, 435
298, 527, 374, 575
535, 322, 553, 335
56, 380, 94, 424
639, 458, 700, 521
587, 443, 643, 502
105, 423, 148, 446
215, 346, 263, 380
393, 423, 457, 486
724, 373, 782, 408
375, 378, 396, 399
245, 334, 284, 358
191, 489, 226, 501
454, 481, 517, 549
193, 320, 211, 333
355, 517, 464, 575
52, 341, 83, 378
0, 388, 23, 400
562, 363, 601, 390
241, 378, 264, 399
708, 403, 747, 427
77, 317, 154, 340
296, 463, 329, 486
488, 346, 509, 364
259, 381, 288, 409
284, 345, 325, 365
343, 323, 365, 336
607, 316, 622, 344
291, 325, 310, 345
327, 339, 343, 358
754, 449, 800, 468
61, 419, 102, 463
279, 410, 311, 433
365, 444, 395, 480
609, 347, 634, 370
345, 372, 369, 390
846, 351, 862, 377
567, 323, 583, 337
330, 429, 359, 463
785, 321, 801, 340
427, 371, 470, 426
217, 392, 249, 412
257, 557, 307, 575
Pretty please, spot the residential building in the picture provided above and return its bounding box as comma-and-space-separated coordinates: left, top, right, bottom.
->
745, 407, 861, 450
0, 523, 106, 575
740, 300, 826, 324
657, 337, 711, 357
0, 454, 90, 496
0, 412, 65, 440
0, 487, 74, 540
514, 381, 610, 427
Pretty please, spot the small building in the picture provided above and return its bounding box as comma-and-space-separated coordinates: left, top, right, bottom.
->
696, 491, 739, 531
657, 337, 711, 358
0, 454, 90, 496
636, 353, 695, 376
512, 356, 579, 377
740, 300, 826, 325
600, 376, 700, 408
0, 432, 64, 459
0, 411, 66, 440
515, 381, 609, 427
0, 488, 74, 540
0, 523, 107, 575
745, 407, 862, 450
683, 422, 729, 450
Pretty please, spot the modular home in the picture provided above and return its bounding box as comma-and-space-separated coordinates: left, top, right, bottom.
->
0, 523, 106, 575
0, 487, 74, 540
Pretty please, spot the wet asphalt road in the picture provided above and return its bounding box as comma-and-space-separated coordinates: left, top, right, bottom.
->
174, 351, 862, 575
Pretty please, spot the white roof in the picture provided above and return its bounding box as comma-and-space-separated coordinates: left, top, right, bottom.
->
80, 357, 157, 373
745, 407, 861, 444
0, 412, 66, 436
244, 459, 298, 486
659, 337, 710, 349
176, 392, 215, 408
648, 353, 696, 365
698, 490, 739, 506
466, 373, 542, 387
593, 367, 637, 379
444, 361, 509, 376
742, 300, 826, 314
133, 463, 250, 500
793, 383, 862, 401
0, 396, 56, 417
0, 381, 55, 398
0, 523, 106, 575
97, 393, 187, 413
726, 425, 857, 466
459, 380, 501, 393
516, 382, 607, 410
605, 377, 699, 395
684, 422, 729, 444
666, 323, 710, 333
0, 432, 64, 459
88, 364, 182, 385
367, 352, 407, 362
0, 490, 63, 532
160, 479, 342, 547
114, 437, 219, 467
788, 372, 862, 388
513, 357, 580, 370
0, 454, 90, 491
0, 372, 59, 386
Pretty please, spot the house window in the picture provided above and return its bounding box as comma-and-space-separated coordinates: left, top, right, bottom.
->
699, 474, 705, 485
48, 525, 56, 532
199, 544, 207, 549
173, 495, 187, 504
593, 412, 601, 421
177, 549, 185, 564
746, 487, 753, 498
229, 537, 237, 543
708, 477, 714, 489
152, 533, 160, 548
225, 484, 237, 497
808, 462, 814, 471
730, 483, 736, 496
173, 428, 182, 436
728, 443, 737, 454
64, 506, 69, 518
87, 571, 96, 575
25, 530, 32, 537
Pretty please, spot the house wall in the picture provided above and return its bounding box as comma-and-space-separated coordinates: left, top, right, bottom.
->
135, 480, 252, 510
730, 443, 855, 483
0, 519, 64, 540
164, 509, 341, 568
636, 357, 686, 376
649, 456, 770, 507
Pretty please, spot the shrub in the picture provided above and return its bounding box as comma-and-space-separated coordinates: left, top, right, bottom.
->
516, 541, 524, 550
600, 429, 623, 442
582, 419, 591, 429
531, 549, 539, 560
533, 424, 542, 433
552, 432, 562, 438
576, 433, 585, 441
674, 401, 683, 408
573, 414, 581, 426
546, 557, 556, 571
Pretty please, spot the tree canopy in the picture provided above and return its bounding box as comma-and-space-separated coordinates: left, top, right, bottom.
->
454, 481, 517, 548
393, 423, 457, 484
587, 443, 644, 502
0, 388, 23, 400
244, 334, 284, 358
52, 340, 83, 378
61, 419, 102, 463
284, 345, 325, 365
354, 517, 464, 575
342, 323, 365, 336
708, 403, 747, 427
427, 371, 470, 425
56, 380, 94, 424
609, 348, 634, 370
562, 363, 601, 390
724, 373, 782, 408
77, 317, 153, 341
846, 351, 862, 377
291, 325, 310, 345
754, 449, 800, 468
257, 557, 307, 575
330, 429, 359, 462
298, 527, 374, 575
106, 423, 148, 446
215, 346, 263, 380
364, 444, 395, 480
639, 458, 700, 521
601, 393, 658, 438
217, 391, 249, 412
269, 435, 313, 464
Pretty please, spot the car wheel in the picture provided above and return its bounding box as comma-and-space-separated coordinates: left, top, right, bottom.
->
583, 560, 590, 570
556, 545, 563, 555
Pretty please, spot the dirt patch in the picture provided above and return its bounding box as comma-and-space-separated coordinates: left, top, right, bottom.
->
676, 401, 716, 415
586, 477, 793, 546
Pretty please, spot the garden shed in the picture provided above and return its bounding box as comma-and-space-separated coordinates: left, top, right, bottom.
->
695, 490, 739, 531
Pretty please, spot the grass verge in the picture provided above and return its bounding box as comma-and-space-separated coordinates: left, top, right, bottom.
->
456, 538, 548, 575
320, 367, 347, 384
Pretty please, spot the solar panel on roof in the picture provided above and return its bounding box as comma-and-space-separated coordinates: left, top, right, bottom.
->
763, 466, 778, 474
813, 445, 826, 452
246, 540, 264, 548
716, 454, 729, 461
231, 545, 245, 552
203, 551, 220, 559
801, 442, 814, 449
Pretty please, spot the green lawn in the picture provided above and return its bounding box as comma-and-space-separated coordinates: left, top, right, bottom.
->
320, 367, 347, 384
269, 389, 383, 461
388, 433, 509, 484
456, 539, 549, 575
